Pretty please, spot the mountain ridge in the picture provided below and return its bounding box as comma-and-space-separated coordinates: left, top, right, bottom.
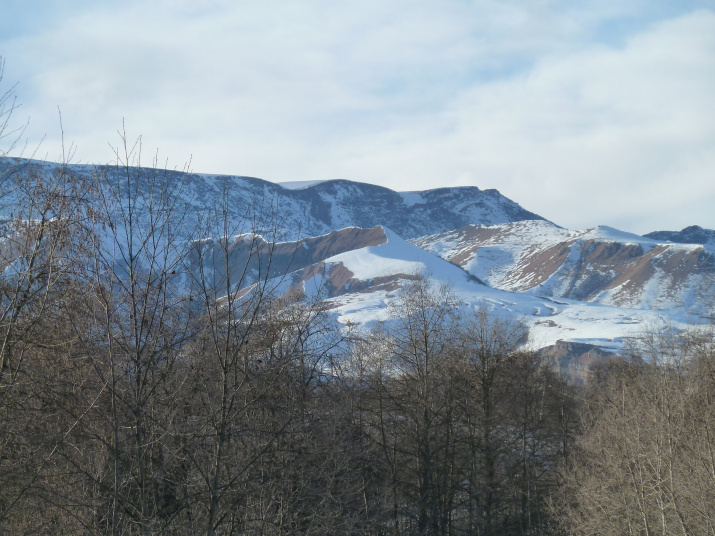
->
414, 220, 715, 316
0, 157, 549, 240
644, 225, 715, 246
2, 155, 713, 360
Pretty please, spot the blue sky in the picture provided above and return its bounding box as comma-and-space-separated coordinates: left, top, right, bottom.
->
1, 0, 714, 234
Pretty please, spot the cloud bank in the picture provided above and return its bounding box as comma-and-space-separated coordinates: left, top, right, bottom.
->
1, 0, 714, 233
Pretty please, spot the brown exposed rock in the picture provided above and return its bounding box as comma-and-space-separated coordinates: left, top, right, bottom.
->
291, 260, 419, 300
189, 225, 388, 290
417, 222, 715, 311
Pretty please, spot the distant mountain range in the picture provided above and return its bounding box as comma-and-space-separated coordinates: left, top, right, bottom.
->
0, 158, 546, 240
644, 225, 715, 246
2, 157, 713, 368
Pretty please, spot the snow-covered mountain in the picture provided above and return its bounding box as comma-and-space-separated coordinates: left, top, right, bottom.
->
0, 158, 547, 240
242, 225, 690, 371
2, 156, 712, 365
644, 225, 715, 247
413, 220, 715, 317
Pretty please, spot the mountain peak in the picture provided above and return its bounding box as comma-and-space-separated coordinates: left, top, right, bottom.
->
644, 225, 715, 245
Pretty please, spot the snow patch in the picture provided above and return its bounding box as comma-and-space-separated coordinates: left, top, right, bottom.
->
277, 180, 327, 190
325, 227, 472, 285
399, 192, 427, 207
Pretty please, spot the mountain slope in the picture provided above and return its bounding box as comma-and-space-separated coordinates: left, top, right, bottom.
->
231, 225, 687, 358
2, 156, 710, 359
0, 157, 548, 240
414, 220, 715, 316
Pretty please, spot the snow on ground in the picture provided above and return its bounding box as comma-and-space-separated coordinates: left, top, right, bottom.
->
399, 192, 427, 207
581, 225, 660, 252
306, 226, 702, 353
324, 227, 474, 285
328, 282, 697, 354
277, 179, 328, 190
464, 246, 515, 286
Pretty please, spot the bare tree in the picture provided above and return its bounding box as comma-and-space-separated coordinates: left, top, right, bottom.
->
557, 324, 715, 535
351, 277, 461, 535
0, 56, 28, 164
0, 160, 99, 530
48, 131, 199, 535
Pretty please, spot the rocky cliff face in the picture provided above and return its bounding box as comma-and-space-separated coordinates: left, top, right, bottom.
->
185, 226, 391, 296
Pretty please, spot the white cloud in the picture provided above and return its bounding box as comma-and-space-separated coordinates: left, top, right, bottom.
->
305, 9, 715, 233
1, 1, 714, 233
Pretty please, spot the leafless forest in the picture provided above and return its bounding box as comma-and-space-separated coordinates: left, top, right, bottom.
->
2, 67, 715, 536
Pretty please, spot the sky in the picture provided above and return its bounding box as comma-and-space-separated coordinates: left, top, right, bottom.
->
1, 0, 714, 234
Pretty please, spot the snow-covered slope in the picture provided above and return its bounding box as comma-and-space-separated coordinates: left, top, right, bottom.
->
414, 221, 715, 316
0, 158, 548, 241
3, 156, 711, 363
252, 226, 694, 357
